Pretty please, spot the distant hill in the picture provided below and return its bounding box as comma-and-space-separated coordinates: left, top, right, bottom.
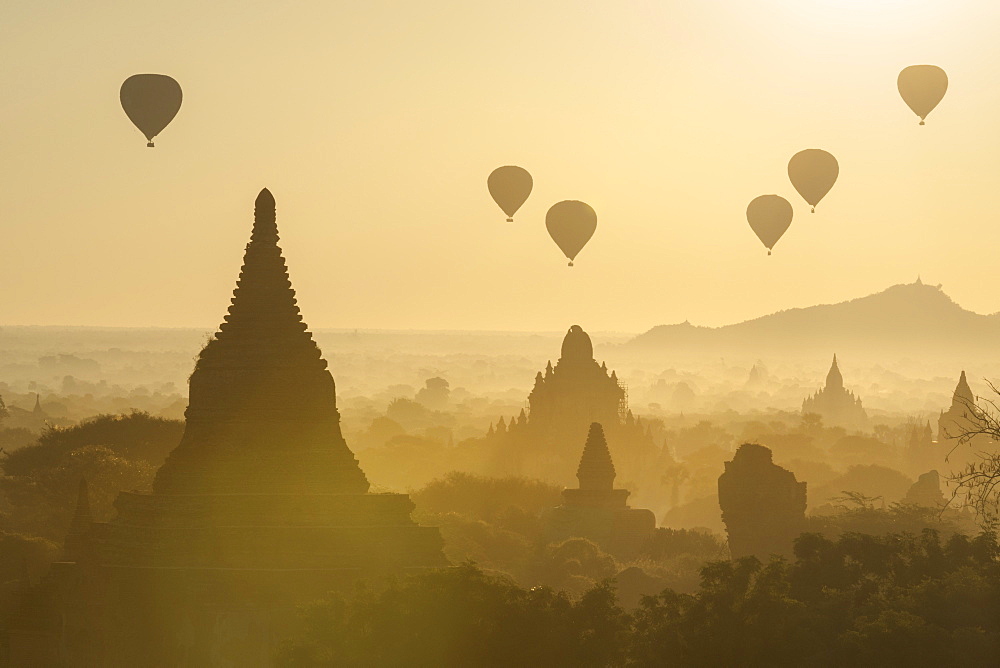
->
622, 280, 1000, 362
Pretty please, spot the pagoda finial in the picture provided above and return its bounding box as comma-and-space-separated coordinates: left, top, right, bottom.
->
252, 188, 279, 245
953, 370, 975, 409
577, 422, 616, 490
826, 354, 843, 391
33, 393, 42, 414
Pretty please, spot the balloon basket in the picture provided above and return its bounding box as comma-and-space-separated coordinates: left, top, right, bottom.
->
568, 261, 574, 267
810, 207, 815, 213
767, 250, 772, 256
506, 217, 513, 222
147, 141, 155, 148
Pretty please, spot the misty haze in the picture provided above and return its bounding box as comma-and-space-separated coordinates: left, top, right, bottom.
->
3, 2, 1000, 667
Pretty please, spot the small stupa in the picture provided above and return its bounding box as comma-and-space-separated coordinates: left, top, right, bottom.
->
543, 423, 656, 557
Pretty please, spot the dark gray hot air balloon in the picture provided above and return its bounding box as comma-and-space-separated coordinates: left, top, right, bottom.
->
546, 200, 596, 266
487, 166, 533, 221
747, 195, 792, 255
898, 65, 948, 125
788, 149, 838, 213
120, 74, 183, 147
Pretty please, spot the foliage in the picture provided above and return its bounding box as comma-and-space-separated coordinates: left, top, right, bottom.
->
0, 411, 182, 476
276, 564, 628, 668
0, 445, 154, 540
279, 530, 1000, 667
412, 472, 563, 525
943, 379, 1000, 523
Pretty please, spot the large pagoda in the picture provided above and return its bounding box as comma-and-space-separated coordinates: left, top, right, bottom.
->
8, 189, 446, 667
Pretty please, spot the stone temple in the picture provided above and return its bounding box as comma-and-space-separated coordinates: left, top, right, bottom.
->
7, 189, 446, 666
543, 423, 656, 557
718, 443, 806, 560
483, 325, 661, 501
801, 355, 868, 431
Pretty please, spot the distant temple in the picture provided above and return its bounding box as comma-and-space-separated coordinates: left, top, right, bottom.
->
483, 326, 661, 501
718, 443, 806, 560
802, 355, 868, 431
938, 370, 977, 442
543, 423, 655, 557
937, 370, 988, 471
6, 189, 445, 666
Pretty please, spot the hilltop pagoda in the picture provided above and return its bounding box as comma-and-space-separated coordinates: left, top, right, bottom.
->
8, 189, 445, 666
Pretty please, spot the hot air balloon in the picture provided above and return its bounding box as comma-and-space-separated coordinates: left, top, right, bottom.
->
546, 200, 596, 266
746, 195, 792, 255
120, 74, 183, 147
487, 166, 532, 221
898, 65, 948, 125
788, 149, 838, 212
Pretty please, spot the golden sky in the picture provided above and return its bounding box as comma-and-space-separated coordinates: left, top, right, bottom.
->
2, 1, 999, 331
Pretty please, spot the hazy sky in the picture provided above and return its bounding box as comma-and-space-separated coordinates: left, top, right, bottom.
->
3, 1, 999, 332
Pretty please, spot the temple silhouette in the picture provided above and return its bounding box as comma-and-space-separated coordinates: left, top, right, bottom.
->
482, 325, 661, 502
542, 423, 656, 557
6, 190, 446, 666
937, 370, 988, 471
801, 355, 868, 431
939, 370, 976, 443
718, 443, 806, 560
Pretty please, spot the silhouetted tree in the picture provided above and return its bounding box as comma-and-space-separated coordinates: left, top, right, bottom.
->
943, 380, 1000, 523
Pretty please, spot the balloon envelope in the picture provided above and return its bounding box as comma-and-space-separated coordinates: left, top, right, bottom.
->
898, 65, 948, 124
546, 200, 596, 265
788, 149, 838, 211
120, 74, 183, 146
747, 195, 792, 254
488, 166, 533, 221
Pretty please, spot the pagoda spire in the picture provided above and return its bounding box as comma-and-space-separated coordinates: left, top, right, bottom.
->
153, 189, 369, 495
577, 422, 616, 491
826, 354, 843, 391
952, 370, 975, 410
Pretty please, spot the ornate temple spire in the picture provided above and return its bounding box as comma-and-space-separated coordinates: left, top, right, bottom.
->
153, 188, 369, 495
577, 423, 616, 491
826, 354, 843, 391
210, 188, 315, 350
517, 408, 527, 426
952, 370, 975, 410
32, 393, 43, 414
545, 360, 553, 377
496, 416, 507, 433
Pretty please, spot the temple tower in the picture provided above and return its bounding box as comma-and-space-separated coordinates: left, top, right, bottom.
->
544, 423, 656, 557
802, 355, 868, 431
154, 188, 369, 496
8, 189, 445, 667
718, 443, 807, 560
